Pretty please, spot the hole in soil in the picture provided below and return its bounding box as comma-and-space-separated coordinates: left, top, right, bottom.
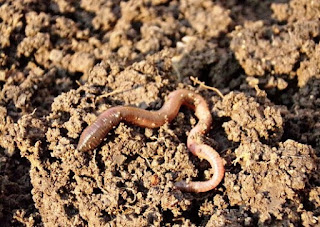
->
182, 203, 202, 225
72, 72, 83, 81
101, 210, 114, 222
58, 111, 71, 123
79, 90, 85, 97
313, 35, 320, 44
161, 209, 174, 225
85, 97, 93, 104
60, 128, 69, 138
93, 187, 103, 194
131, 20, 142, 34
0, 81, 5, 90
64, 204, 79, 217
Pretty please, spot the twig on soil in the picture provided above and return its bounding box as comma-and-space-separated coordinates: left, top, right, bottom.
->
190, 76, 224, 98
95, 88, 128, 103
29, 108, 37, 116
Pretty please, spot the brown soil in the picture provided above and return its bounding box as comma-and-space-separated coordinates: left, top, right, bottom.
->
0, 0, 319, 226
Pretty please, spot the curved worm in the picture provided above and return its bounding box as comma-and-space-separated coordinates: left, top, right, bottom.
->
77, 89, 225, 193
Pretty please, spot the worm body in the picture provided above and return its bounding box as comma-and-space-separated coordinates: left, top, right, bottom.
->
77, 89, 225, 193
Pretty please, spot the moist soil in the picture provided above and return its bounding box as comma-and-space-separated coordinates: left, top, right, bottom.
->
0, 0, 319, 226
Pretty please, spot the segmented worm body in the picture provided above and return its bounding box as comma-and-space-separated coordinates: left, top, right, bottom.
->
77, 89, 225, 193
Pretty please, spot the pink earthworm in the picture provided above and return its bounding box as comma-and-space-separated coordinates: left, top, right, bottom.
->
77, 89, 225, 193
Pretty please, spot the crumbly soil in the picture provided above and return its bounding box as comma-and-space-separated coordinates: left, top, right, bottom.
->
0, 0, 319, 226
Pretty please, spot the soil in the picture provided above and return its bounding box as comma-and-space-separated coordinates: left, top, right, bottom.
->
0, 0, 319, 226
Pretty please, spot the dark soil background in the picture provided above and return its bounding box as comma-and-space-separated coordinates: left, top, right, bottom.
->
0, 0, 319, 226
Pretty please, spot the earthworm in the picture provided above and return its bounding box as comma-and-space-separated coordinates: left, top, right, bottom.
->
77, 89, 225, 193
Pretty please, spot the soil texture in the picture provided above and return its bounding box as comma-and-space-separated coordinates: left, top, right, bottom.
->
0, 0, 319, 226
